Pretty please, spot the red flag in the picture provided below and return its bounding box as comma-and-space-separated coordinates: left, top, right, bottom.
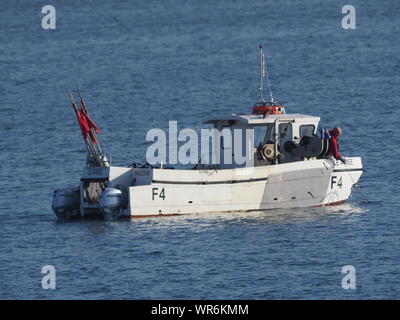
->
80, 107, 100, 134
79, 95, 101, 134
68, 90, 97, 144
79, 108, 100, 144
75, 109, 90, 141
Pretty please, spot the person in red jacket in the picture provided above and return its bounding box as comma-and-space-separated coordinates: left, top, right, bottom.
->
326, 126, 345, 163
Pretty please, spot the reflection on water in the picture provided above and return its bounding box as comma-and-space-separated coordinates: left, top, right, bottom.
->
99, 201, 369, 231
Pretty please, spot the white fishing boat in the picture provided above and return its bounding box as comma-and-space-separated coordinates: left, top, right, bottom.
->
52, 47, 363, 220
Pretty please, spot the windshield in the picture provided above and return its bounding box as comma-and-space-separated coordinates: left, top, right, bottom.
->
253, 125, 267, 147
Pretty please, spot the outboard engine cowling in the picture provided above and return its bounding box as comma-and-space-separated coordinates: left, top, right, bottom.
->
52, 187, 80, 220
99, 187, 128, 220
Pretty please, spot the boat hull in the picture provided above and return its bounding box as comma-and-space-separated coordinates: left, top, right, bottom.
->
54, 158, 362, 219
124, 158, 362, 217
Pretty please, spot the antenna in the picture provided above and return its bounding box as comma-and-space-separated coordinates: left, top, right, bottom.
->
259, 45, 274, 104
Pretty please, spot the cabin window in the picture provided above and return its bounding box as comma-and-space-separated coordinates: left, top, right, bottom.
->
279, 123, 292, 144
299, 125, 315, 138
253, 125, 267, 147
264, 124, 276, 144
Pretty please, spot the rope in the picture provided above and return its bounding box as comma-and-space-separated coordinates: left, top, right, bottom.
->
344, 162, 370, 203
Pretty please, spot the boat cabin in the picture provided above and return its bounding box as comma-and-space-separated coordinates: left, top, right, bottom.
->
203, 112, 326, 169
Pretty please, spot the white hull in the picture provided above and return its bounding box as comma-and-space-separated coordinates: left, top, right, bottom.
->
103, 157, 362, 217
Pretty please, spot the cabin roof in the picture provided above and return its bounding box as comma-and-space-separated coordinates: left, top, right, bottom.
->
203, 113, 320, 125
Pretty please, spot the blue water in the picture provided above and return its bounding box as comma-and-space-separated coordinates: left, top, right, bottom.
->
1, 0, 399, 299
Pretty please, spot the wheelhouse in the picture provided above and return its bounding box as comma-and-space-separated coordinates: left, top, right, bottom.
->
203, 113, 323, 168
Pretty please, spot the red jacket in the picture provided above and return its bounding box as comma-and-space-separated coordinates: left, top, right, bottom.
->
327, 130, 342, 160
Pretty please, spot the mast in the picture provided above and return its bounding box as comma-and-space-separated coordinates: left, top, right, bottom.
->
259, 45, 274, 104
252, 46, 285, 116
